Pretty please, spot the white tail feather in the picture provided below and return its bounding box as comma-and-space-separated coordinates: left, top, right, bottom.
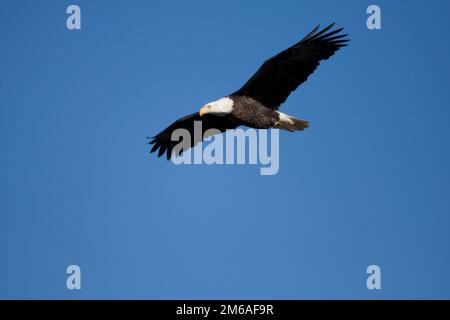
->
274, 112, 309, 132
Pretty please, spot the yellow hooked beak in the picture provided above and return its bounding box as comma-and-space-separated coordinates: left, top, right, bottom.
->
199, 106, 208, 117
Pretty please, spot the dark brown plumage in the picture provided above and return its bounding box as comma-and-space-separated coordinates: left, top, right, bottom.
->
232, 23, 348, 110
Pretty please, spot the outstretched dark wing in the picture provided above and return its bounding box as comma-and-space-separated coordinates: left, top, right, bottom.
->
232, 23, 349, 109
149, 113, 239, 160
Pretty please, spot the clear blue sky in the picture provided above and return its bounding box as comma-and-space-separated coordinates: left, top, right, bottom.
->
1, 0, 450, 299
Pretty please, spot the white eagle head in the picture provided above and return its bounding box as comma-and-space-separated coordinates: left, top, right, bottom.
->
199, 97, 234, 117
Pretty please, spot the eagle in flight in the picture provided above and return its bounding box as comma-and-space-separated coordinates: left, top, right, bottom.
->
149, 23, 349, 159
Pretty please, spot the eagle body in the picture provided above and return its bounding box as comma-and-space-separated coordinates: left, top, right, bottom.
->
149, 24, 349, 159
207, 95, 309, 132
227, 95, 281, 129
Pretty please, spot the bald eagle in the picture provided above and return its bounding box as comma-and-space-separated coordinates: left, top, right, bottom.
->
149, 23, 349, 159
